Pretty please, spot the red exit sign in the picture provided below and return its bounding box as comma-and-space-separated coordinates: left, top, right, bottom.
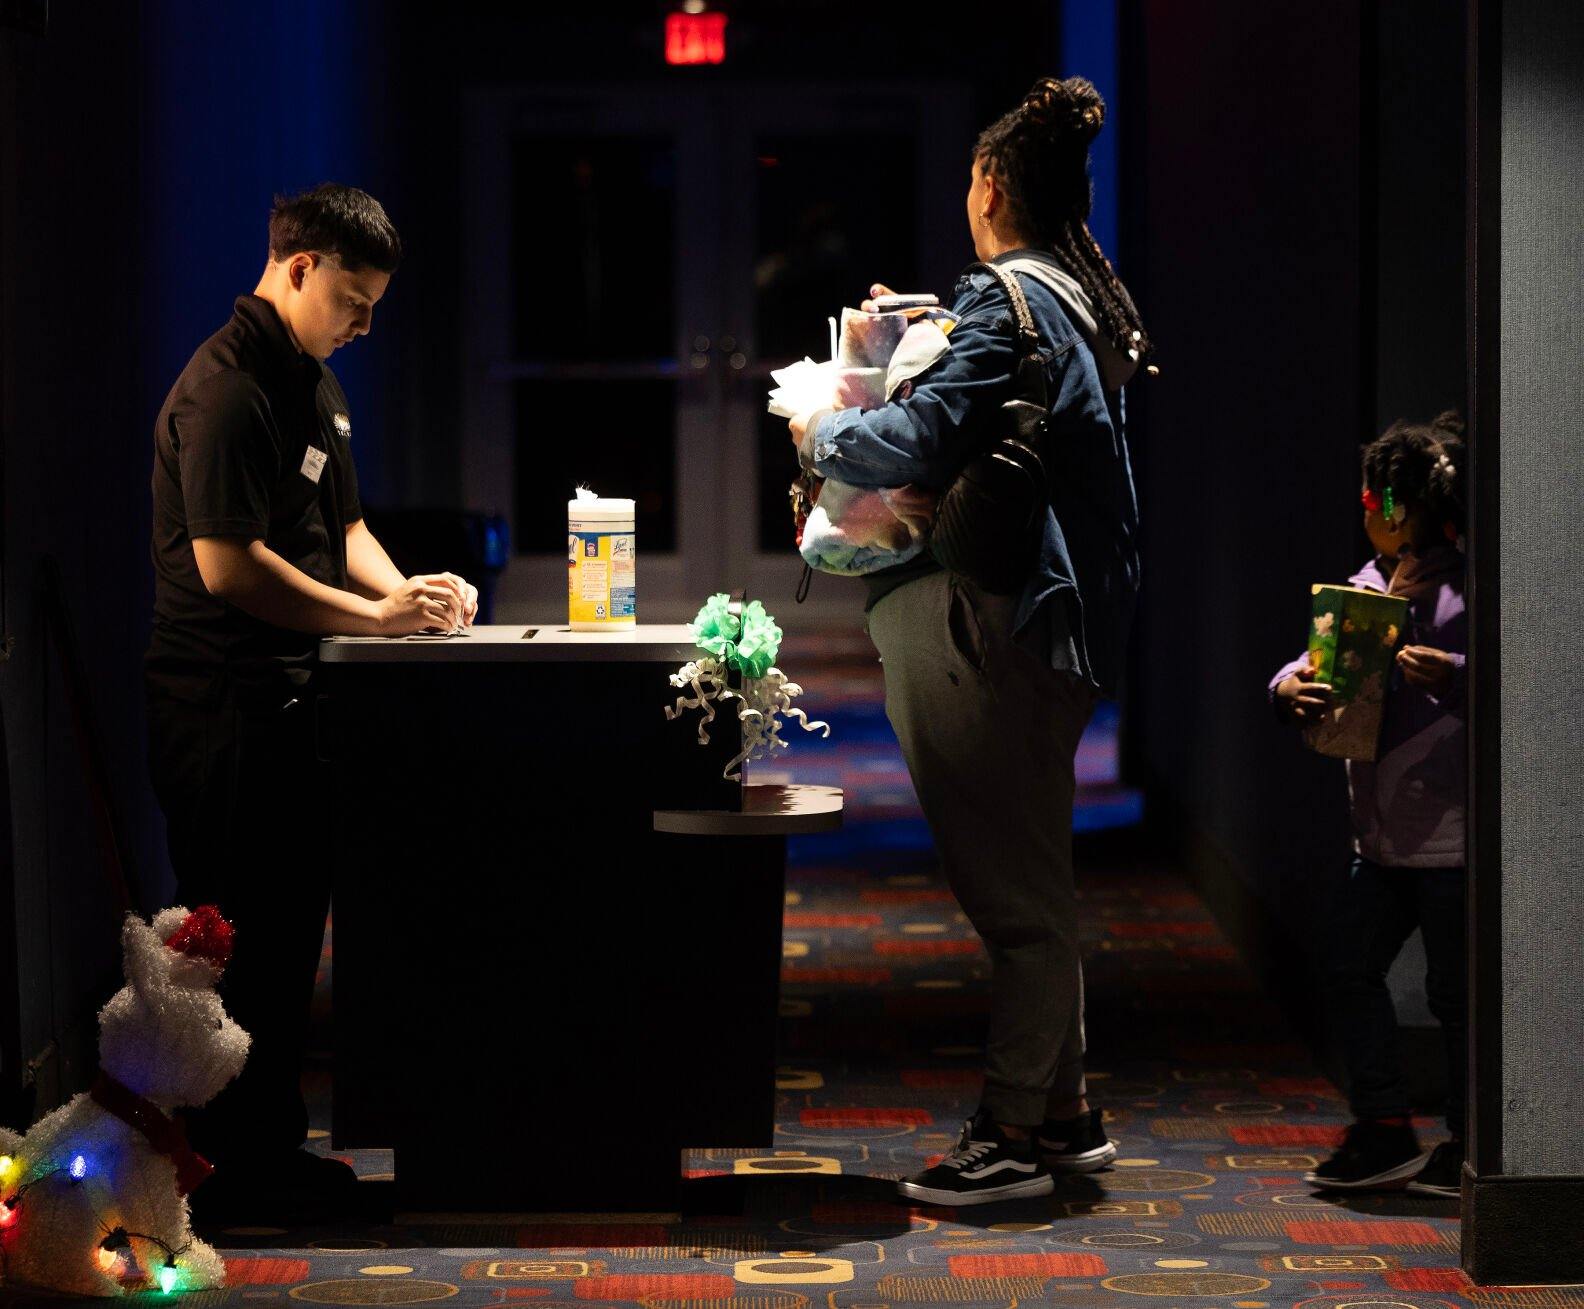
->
666, 12, 727, 66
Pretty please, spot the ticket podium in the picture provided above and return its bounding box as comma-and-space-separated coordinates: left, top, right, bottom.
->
320, 625, 838, 1213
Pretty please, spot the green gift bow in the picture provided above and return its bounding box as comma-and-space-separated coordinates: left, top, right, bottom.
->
689, 594, 783, 680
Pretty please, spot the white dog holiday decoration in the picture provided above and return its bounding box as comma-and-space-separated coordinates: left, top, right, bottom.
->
0, 905, 250, 1297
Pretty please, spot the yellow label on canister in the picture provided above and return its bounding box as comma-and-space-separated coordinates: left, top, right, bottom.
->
567, 497, 636, 629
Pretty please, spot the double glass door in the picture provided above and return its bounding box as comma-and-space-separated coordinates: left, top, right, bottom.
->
463, 81, 970, 622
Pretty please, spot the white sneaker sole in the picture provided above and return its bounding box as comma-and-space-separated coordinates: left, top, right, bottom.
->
897, 1173, 1056, 1207
1041, 1140, 1117, 1174
1304, 1150, 1430, 1191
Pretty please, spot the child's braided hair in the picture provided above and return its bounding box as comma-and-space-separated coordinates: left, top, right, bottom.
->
974, 76, 1153, 368
1362, 410, 1467, 535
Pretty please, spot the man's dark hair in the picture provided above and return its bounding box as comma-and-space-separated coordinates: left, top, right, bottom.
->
268, 183, 401, 273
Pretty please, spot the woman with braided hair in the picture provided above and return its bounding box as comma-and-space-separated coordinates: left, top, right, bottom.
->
1270, 411, 1469, 1197
787, 76, 1148, 1205
973, 76, 1152, 370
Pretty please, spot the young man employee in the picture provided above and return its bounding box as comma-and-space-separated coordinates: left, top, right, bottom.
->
146, 183, 476, 1222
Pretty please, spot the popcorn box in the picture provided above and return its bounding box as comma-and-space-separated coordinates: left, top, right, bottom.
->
1301, 584, 1409, 762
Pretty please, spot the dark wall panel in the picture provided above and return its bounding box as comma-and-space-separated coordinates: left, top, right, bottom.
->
1376, 3, 1467, 429
1494, 0, 1584, 1180
1128, 2, 1367, 1030
0, 3, 162, 1112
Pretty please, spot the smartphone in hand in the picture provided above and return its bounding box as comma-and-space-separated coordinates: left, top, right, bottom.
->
869, 293, 940, 312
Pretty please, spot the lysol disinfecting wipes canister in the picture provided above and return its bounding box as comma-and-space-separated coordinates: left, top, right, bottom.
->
567, 490, 636, 630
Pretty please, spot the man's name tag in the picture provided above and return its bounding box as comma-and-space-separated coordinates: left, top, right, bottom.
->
300, 446, 328, 484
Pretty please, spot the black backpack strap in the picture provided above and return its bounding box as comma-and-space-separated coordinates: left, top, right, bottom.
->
965, 261, 1042, 359
966, 262, 1049, 413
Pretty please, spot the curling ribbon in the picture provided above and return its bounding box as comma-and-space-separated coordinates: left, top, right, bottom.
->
668, 661, 831, 782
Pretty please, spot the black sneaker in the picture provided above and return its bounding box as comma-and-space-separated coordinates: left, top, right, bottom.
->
898, 1112, 1055, 1207
1406, 1139, 1464, 1198
1037, 1107, 1117, 1173
1304, 1120, 1428, 1191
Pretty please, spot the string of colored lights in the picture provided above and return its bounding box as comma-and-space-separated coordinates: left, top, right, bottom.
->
95, 1222, 192, 1293
0, 1149, 192, 1294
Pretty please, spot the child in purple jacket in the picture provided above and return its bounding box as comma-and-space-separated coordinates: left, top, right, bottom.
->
1271, 412, 1467, 1198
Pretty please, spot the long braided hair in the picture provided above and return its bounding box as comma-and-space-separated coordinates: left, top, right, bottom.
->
975, 76, 1153, 368
1362, 410, 1467, 537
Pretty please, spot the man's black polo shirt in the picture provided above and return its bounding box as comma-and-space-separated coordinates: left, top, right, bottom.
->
147, 295, 361, 702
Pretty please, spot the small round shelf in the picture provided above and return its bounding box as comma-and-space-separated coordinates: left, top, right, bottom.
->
654, 783, 844, 836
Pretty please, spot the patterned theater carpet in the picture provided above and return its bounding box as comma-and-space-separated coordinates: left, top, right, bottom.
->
6, 634, 1569, 1307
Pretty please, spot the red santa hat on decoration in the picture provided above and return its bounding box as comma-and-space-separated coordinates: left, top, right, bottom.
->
162, 905, 235, 987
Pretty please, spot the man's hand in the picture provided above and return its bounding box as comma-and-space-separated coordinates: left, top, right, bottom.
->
1275, 664, 1335, 725
421, 571, 479, 627
453, 574, 480, 626
375, 576, 467, 635
1398, 644, 1457, 692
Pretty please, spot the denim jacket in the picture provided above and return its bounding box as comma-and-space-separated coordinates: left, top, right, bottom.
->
801, 249, 1141, 696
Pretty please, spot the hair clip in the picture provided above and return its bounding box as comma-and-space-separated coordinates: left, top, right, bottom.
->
1382, 486, 1407, 525
1361, 487, 1383, 512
